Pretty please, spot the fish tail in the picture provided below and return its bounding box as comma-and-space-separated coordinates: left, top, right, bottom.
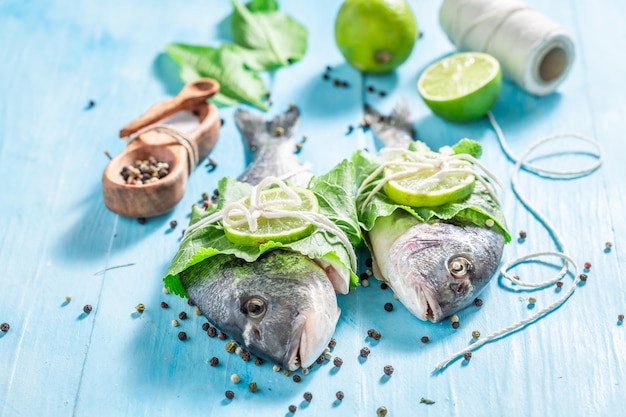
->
235, 106, 301, 150
365, 100, 416, 148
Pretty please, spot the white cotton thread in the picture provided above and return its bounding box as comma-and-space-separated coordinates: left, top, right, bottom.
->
124, 124, 199, 173
183, 176, 357, 271
434, 113, 603, 371
439, 0, 575, 96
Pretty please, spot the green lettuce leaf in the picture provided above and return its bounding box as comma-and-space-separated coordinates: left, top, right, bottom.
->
353, 140, 511, 242
164, 161, 362, 297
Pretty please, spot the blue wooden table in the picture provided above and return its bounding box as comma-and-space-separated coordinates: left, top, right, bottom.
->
1, 1, 624, 416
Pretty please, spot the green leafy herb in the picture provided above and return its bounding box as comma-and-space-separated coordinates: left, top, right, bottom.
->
164, 0, 307, 110
164, 160, 362, 297
353, 140, 511, 242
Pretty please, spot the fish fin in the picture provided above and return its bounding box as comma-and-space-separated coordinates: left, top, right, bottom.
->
364, 100, 416, 148
234, 107, 301, 150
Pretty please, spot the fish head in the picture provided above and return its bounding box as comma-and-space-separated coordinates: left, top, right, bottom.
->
184, 250, 340, 371
386, 222, 504, 322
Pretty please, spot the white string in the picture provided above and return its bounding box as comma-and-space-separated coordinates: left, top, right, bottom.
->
123, 124, 199, 173
434, 112, 603, 371
357, 147, 502, 213
183, 176, 357, 271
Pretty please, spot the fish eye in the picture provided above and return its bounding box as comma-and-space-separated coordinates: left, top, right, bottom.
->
448, 256, 472, 279
243, 297, 266, 318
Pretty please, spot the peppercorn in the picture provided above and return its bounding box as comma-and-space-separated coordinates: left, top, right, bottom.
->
85, 100, 96, 110
137, 217, 146, 224
421, 336, 430, 343
210, 357, 219, 367
0, 323, 9, 332
207, 327, 217, 337
420, 397, 435, 404
242, 351, 251, 362
474, 298, 483, 307
336, 391, 344, 401
272, 364, 281, 372
160, 302, 169, 310
380, 282, 388, 290
360, 272, 369, 281
528, 297, 537, 305
230, 373, 241, 384
254, 357, 263, 366
322, 73, 330, 80
178, 331, 187, 341
347, 125, 354, 134
579, 273, 588, 282
225, 390, 234, 400
584, 262, 592, 270
383, 365, 394, 376
202, 322, 210, 331
367, 85, 375, 93
451, 314, 459, 323
293, 374, 301, 383
333, 357, 343, 367
328, 338, 337, 348
295, 142, 303, 153
249, 382, 258, 393
171, 319, 179, 327
605, 242, 613, 251
225, 341, 237, 353
288, 405, 297, 413
464, 351, 472, 361
65, 295, 72, 303
316, 356, 324, 365
362, 278, 370, 287
619, 314, 625, 321
556, 281, 563, 288
303, 392, 312, 402
371, 330, 382, 340
360, 347, 371, 357
220, 118, 225, 126
134, 303, 145, 313
472, 330, 480, 339
208, 157, 217, 170
485, 219, 495, 228
83, 305, 92, 314
452, 321, 460, 329
384, 302, 393, 312
377, 406, 388, 417
519, 230, 527, 239
194, 306, 202, 316
378, 91, 387, 97
275, 127, 285, 136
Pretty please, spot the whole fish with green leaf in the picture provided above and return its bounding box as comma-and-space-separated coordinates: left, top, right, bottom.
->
164, 106, 361, 370
354, 104, 509, 322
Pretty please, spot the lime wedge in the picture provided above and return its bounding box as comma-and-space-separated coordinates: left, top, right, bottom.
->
417, 52, 502, 123
223, 187, 319, 246
383, 160, 476, 207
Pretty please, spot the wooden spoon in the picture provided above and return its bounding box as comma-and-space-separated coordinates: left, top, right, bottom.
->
102, 79, 221, 218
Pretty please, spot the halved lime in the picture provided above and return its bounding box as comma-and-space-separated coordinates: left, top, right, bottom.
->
383, 161, 476, 207
417, 52, 502, 123
223, 187, 319, 246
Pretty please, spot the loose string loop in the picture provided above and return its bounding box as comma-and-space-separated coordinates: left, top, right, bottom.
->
123, 124, 199, 174
183, 176, 358, 271
434, 112, 604, 371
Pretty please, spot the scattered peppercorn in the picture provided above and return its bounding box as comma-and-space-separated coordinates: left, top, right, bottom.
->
360, 346, 371, 357
178, 331, 187, 341
605, 242, 613, 251
293, 374, 302, 383
367, 85, 375, 93
303, 392, 312, 402
65, 295, 72, 303
316, 356, 324, 365
194, 306, 202, 316
135, 303, 145, 313
528, 297, 537, 305
171, 319, 179, 327
249, 382, 258, 393
383, 365, 394, 376
275, 126, 285, 136
378, 91, 387, 97
618, 314, 625, 321
220, 118, 225, 127
241, 351, 251, 362
322, 73, 330, 80
579, 273, 588, 282
121, 158, 170, 185
208, 157, 217, 170
336, 391, 344, 401
384, 302, 393, 312
225, 341, 237, 353
347, 125, 354, 134
452, 322, 460, 329
519, 230, 527, 239
421, 336, 430, 343
254, 357, 263, 366
288, 405, 297, 413
83, 305, 92, 314
474, 298, 483, 307
556, 281, 563, 288
273, 364, 281, 372
333, 357, 343, 367
360, 272, 369, 281
377, 406, 388, 417
464, 351, 472, 361
472, 330, 480, 339
328, 338, 337, 348
225, 390, 234, 400
230, 373, 241, 383
210, 357, 219, 367
380, 282, 388, 290
420, 397, 435, 405
178, 311, 187, 320
371, 330, 382, 340
85, 100, 96, 110
137, 217, 146, 224
295, 142, 303, 153
362, 278, 370, 287
1, 323, 9, 332
365, 257, 373, 267
207, 327, 217, 337
202, 322, 210, 331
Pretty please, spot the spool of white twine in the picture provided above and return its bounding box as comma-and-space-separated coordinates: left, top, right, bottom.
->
439, 0, 575, 96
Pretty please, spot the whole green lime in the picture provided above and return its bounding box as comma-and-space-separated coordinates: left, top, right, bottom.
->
334, 0, 419, 73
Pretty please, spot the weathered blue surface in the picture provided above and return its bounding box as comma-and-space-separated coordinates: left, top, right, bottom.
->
1, 1, 624, 416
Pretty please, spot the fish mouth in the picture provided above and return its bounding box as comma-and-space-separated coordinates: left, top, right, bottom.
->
283, 306, 340, 371
417, 285, 443, 323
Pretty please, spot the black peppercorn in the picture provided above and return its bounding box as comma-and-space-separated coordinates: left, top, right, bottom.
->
178, 331, 187, 341
178, 311, 187, 320
383, 365, 394, 375
421, 336, 430, 343
474, 298, 483, 307
336, 391, 344, 400
288, 404, 297, 412
303, 392, 312, 402
384, 302, 393, 312
218, 332, 227, 340
328, 338, 337, 348
83, 305, 92, 314
202, 322, 210, 331
210, 357, 219, 367
333, 357, 343, 367
207, 327, 217, 337
0, 323, 9, 332
380, 283, 388, 290
225, 390, 234, 400
293, 374, 301, 383
360, 347, 370, 357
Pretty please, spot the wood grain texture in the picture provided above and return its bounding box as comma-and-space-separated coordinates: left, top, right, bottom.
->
0, 0, 624, 416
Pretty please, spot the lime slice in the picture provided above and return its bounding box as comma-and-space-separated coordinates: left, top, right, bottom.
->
383, 160, 476, 207
223, 187, 319, 246
417, 52, 502, 123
